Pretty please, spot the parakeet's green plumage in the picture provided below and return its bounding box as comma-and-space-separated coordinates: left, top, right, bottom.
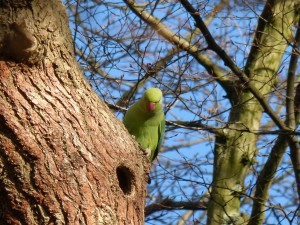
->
123, 88, 165, 161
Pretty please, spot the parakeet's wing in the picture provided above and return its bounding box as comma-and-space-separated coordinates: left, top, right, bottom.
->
151, 116, 165, 161
123, 102, 138, 133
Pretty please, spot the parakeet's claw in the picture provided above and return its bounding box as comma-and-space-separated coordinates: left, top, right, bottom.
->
145, 148, 151, 158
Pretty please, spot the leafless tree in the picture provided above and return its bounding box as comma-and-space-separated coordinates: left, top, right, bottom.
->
0, 0, 299, 224
65, 0, 300, 224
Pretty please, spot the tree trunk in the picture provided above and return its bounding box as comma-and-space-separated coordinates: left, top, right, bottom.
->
206, 0, 297, 224
0, 0, 148, 224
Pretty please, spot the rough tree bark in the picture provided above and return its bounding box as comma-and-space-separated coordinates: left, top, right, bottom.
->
0, 0, 148, 224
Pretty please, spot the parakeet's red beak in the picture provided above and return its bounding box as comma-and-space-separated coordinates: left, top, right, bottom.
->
147, 102, 155, 112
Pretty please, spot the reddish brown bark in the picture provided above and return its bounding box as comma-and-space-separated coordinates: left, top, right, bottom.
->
0, 0, 148, 224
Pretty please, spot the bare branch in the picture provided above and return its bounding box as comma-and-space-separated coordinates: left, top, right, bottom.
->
167, 120, 300, 135
287, 19, 300, 201
145, 198, 207, 216
117, 0, 230, 107
167, 120, 225, 136
250, 18, 300, 225
179, 0, 290, 131
123, 0, 239, 105
249, 135, 288, 225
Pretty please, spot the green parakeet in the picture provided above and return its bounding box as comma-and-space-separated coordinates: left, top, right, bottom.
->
123, 88, 165, 161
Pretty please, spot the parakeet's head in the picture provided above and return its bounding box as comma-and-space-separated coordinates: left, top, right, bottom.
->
142, 88, 163, 113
